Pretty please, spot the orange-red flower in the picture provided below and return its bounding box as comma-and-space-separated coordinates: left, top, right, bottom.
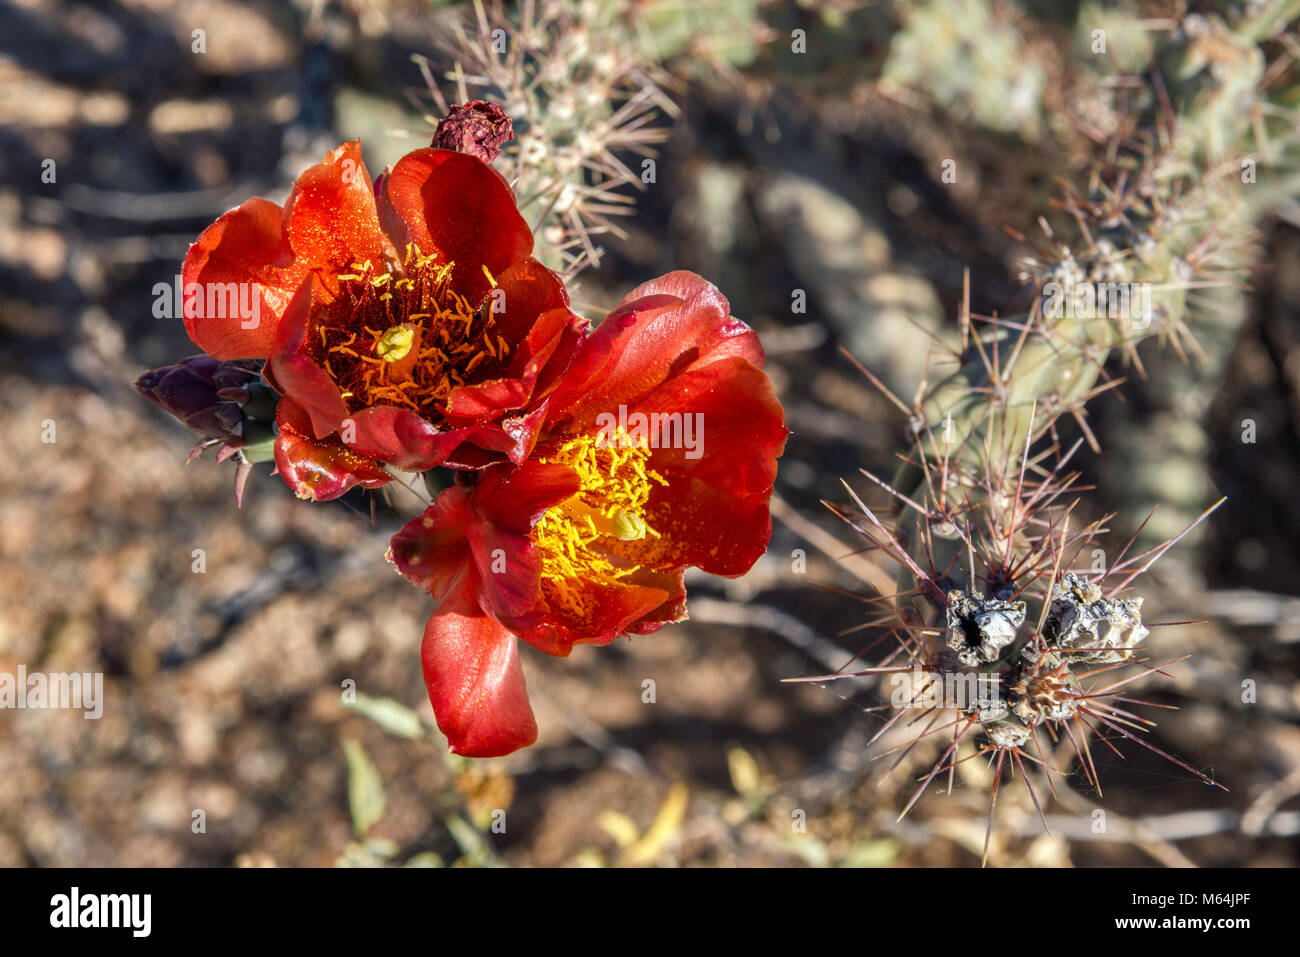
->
181, 141, 583, 499
389, 273, 788, 756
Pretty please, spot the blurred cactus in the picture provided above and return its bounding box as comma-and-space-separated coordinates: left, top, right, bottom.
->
912, 4, 1300, 501
411, 0, 779, 280
882, 0, 1046, 138
639, 0, 770, 71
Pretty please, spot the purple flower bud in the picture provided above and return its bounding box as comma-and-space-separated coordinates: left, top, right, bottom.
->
135, 356, 261, 444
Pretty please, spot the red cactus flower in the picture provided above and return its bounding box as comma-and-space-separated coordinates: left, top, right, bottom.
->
181, 141, 583, 500
389, 273, 788, 756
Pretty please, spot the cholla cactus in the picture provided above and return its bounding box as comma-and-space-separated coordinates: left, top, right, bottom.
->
411, 0, 679, 279
787, 4, 1300, 864
883, 0, 1046, 138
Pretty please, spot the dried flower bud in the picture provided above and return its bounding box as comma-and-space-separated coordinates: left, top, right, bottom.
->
1009, 663, 1080, 726
945, 590, 1027, 667
431, 100, 514, 163
135, 356, 261, 445
1042, 572, 1149, 662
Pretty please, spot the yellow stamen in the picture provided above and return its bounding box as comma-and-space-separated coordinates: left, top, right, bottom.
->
532, 430, 665, 619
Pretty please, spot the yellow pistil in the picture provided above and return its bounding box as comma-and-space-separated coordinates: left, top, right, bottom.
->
374, 325, 415, 362
532, 430, 668, 619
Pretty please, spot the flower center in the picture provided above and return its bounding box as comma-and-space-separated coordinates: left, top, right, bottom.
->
374, 324, 415, 362
311, 245, 510, 417
533, 430, 667, 614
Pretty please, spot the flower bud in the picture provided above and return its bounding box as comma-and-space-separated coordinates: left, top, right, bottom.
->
431, 100, 514, 162
135, 356, 261, 444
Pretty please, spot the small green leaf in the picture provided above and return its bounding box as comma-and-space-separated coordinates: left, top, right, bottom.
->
344, 692, 424, 739
342, 738, 386, 838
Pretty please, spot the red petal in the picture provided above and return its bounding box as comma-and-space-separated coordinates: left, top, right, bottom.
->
388, 486, 474, 600
282, 141, 390, 302
627, 356, 787, 498
444, 377, 532, 421
490, 257, 570, 344
272, 399, 390, 501
421, 577, 538, 757
472, 460, 581, 530
345, 405, 518, 471
545, 271, 765, 431
265, 279, 350, 438
379, 148, 532, 306
517, 574, 669, 657
604, 477, 775, 578
182, 143, 392, 361
181, 196, 300, 359
466, 462, 578, 620
624, 566, 688, 635
443, 305, 575, 419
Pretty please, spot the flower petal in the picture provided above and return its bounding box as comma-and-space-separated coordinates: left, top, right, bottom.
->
490, 257, 570, 344
181, 196, 298, 359
422, 577, 538, 757
518, 574, 669, 657
272, 398, 390, 501
379, 148, 533, 306
544, 271, 765, 431
465, 462, 578, 620
604, 477, 775, 578
181, 142, 392, 361
345, 405, 518, 471
627, 355, 787, 499
389, 485, 475, 600
282, 140, 390, 302
472, 460, 582, 531
444, 304, 574, 420
265, 279, 350, 438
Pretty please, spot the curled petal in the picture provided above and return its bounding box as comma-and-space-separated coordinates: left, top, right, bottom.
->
389, 486, 475, 600
345, 405, 518, 472
422, 577, 538, 757
517, 574, 670, 657
265, 279, 350, 438
490, 257, 570, 345
272, 399, 389, 501
443, 305, 576, 421
471, 460, 581, 531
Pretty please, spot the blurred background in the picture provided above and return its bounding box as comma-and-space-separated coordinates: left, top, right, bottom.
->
1, 0, 1298, 867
